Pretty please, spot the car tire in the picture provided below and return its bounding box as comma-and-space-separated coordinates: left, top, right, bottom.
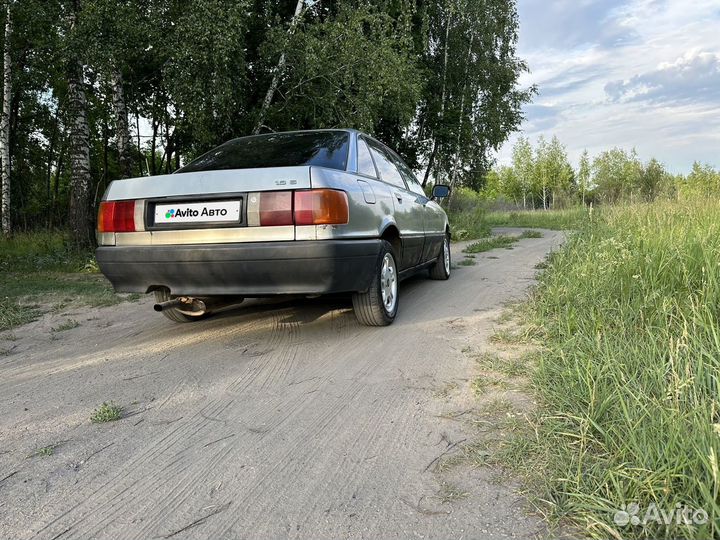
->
352, 240, 399, 326
429, 233, 451, 280
153, 289, 207, 323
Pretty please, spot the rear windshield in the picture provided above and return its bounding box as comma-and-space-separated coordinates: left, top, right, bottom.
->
176, 131, 349, 173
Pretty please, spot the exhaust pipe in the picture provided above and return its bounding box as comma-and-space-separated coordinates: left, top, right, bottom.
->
153, 295, 244, 314
153, 296, 206, 313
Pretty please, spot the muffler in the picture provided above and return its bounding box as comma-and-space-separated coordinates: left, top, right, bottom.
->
153, 296, 206, 313
153, 295, 244, 314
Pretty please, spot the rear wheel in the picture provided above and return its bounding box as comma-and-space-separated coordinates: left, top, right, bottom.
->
352, 241, 398, 326
429, 233, 451, 280
153, 289, 207, 323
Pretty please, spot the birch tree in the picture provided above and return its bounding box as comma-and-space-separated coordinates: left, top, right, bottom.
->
578, 150, 590, 205
111, 69, 131, 178
0, 0, 11, 236
67, 3, 92, 248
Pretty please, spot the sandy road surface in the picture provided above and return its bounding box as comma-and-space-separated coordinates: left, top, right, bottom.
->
0, 228, 564, 540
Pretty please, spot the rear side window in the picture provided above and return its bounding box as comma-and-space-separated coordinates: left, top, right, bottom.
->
392, 155, 425, 196
357, 138, 377, 177
367, 141, 406, 189
177, 131, 350, 173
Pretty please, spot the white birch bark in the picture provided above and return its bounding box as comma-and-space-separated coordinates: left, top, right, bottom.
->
111, 68, 132, 178
0, 1, 11, 236
67, 8, 92, 247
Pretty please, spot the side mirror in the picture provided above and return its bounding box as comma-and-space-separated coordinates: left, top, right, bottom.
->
432, 184, 450, 199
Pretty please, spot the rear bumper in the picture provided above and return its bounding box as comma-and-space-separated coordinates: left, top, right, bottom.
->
96, 239, 382, 296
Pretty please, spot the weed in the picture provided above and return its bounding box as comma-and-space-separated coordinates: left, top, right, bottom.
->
464, 235, 519, 253
437, 482, 470, 503
457, 258, 477, 266
90, 402, 123, 423
519, 230, 543, 239
51, 319, 80, 332
488, 328, 527, 345
29, 444, 57, 458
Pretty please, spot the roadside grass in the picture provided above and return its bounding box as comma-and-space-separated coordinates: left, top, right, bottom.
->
511, 198, 720, 539
90, 402, 123, 423
519, 229, 543, 239
448, 207, 492, 241
51, 319, 80, 332
463, 235, 518, 253
28, 443, 60, 458
485, 206, 590, 230
0, 231, 122, 331
462, 229, 544, 256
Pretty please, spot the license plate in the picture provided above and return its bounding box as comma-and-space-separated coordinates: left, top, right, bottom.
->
154, 200, 241, 224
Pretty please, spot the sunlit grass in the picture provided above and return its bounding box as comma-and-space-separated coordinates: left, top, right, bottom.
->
516, 198, 720, 539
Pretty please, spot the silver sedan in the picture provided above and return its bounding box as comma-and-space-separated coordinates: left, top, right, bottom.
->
95, 129, 452, 326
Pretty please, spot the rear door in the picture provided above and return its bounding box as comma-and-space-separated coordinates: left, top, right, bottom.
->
366, 139, 425, 269
396, 165, 445, 263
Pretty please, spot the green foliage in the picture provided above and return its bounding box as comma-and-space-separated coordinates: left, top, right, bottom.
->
165, 0, 251, 151
677, 162, 720, 199
522, 199, 720, 539
485, 207, 590, 230
464, 235, 518, 253
481, 135, 693, 208
264, 3, 421, 133
0, 0, 532, 235
446, 187, 491, 240
90, 402, 122, 423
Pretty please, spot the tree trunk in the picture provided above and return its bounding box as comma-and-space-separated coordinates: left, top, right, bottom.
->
111, 68, 132, 178
67, 44, 92, 248
421, 143, 437, 187
0, 1, 11, 237
253, 0, 305, 135
135, 111, 144, 175
448, 31, 474, 194
150, 117, 158, 175
422, 7, 451, 187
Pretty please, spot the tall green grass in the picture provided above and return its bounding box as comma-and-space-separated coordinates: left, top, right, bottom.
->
486, 206, 590, 230
520, 199, 720, 538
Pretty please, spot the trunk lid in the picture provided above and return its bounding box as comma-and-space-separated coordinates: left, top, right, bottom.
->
103, 166, 312, 201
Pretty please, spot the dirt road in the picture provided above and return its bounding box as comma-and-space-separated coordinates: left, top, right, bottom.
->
0, 228, 564, 540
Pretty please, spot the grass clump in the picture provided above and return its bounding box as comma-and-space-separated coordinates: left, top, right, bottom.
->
457, 258, 477, 266
518, 199, 720, 539
90, 402, 123, 423
464, 235, 518, 253
28, 444, 59, 458
51, 319, 80, 332
519, 229, 543, 239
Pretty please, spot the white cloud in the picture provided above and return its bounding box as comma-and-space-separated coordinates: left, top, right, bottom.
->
496, 0, 720, 173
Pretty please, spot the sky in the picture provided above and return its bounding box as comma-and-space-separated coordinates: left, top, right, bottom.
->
494, 0, 720, 173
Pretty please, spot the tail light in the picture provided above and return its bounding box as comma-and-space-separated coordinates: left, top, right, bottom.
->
294, 189, 349, 225
97, 201, 136, 232
249, 189, 349, 227
259, 191, 293, 226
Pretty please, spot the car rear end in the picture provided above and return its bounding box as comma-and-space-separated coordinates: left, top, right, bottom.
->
95, 130, 383, 298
